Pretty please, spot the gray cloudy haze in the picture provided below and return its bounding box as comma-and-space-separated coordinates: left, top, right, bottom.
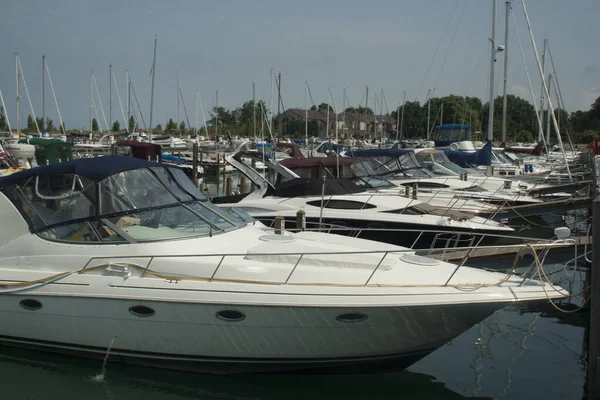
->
0, 0, 598, 131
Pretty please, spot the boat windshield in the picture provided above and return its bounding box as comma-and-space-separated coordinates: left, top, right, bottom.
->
363, 152, 429, 178
4, 166, 244, 243
349, 161, 395, 189
491, 151, 512, 165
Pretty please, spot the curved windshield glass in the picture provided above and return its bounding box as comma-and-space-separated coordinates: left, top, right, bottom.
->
494, 151, 512, 164
353, 175, 395, 189
5, 165, 244, 243
367, 152, 434, 178
439, 162, 469, 175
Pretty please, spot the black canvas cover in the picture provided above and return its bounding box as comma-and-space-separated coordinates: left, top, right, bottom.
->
269, 178, 366, 198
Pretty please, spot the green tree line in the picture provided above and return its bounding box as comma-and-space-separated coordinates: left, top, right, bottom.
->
4, 94, 599, 143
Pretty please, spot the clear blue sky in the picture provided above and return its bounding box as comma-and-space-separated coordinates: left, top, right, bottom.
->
0, 0, 598, 132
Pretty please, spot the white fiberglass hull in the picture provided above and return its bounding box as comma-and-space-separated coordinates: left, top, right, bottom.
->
0, 291, 511, 373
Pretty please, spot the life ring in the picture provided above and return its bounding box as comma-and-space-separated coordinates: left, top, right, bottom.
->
450, 142, 459, 150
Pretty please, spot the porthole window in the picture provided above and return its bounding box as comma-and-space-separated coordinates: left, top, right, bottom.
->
336, 312, 368, 323
19, 299, 43, 311
129, 305, 156, 317
216, 310, 246, 322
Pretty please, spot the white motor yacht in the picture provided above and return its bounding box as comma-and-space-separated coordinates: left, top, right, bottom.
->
0, 156, 567, 373
345, 148, 543, 206
214, 151, 514, 249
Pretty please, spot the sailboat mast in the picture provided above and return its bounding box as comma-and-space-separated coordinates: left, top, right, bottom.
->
373, 93, 377, 142
342, 87, 346, 140
89, 70, 93, 132
501, 1, 510, 145
126, 70, 130, 132
109, 64, 112, 129
545, 74, 552, 144
426, 89, 431, 139
149, 37, 157, 142
304, 82, 308, 145
537, 38, 547, 141
15, 53, 20, 135
365, 86, 369, 140
395, 105, 399, 140
487, 0, 497, 145
326, 88, 331, 139
277, 72, 281, 137
176, 70, 180, 125
520, 0, 570, 179
42, 55, 45, 134
400, 90, 406, 140
380, 89, 384, 143
215, 90, 218, 138
253, 82, 257, 141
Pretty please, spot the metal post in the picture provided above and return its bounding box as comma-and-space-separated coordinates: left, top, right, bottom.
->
240, 176, 247, 194
216, 154, 221, 196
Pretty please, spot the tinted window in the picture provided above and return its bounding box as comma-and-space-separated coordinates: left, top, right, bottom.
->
306, 200, 376, 210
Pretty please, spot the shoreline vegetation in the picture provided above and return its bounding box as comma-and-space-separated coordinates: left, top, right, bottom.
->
1, 93, 598, 144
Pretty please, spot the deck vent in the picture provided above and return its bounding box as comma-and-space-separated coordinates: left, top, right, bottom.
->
259, 235, 295, 243
400, 254, 440, 266
129, 305, 156, 317
216, 310, 246, 322
19, 299, 42, 311
336, 312, 369, 324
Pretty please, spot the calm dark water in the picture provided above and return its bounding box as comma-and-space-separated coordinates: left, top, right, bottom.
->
0, 266, 587, 400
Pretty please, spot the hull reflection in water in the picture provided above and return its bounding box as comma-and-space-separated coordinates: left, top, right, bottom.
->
0, 347, 492, 400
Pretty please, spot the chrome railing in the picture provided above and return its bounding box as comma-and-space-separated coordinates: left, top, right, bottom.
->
77, 237, 578, 288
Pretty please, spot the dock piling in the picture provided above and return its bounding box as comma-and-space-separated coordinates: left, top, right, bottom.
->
192, 142, 199, 188
274, 216, 285, 235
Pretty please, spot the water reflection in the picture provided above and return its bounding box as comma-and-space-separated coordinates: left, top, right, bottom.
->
0, 347, 490, 400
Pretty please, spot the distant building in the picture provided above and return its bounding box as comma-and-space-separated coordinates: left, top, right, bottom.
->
284, 108, 396, 138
